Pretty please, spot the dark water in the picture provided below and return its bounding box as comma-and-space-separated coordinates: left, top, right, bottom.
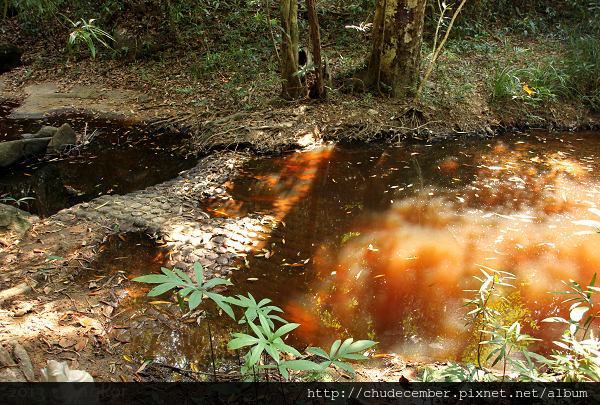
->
92, 130, 600, 370
0, 100, 197, 217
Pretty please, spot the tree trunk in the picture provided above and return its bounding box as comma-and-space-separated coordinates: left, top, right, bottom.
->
306, 0, 325, 98
361, 0, 427, 99
281, 0, 303, 100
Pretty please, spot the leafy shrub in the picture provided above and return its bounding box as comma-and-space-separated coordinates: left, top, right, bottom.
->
133, 261, 376, 381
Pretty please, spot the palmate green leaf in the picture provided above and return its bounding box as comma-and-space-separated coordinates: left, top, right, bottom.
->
173, 267, 193, 286
336, 338, 354, 359
204, 292, 236, 321
148, 282, 179, 296
258, 313, 273, 340
202, 277, 233, 289
266, 342, 280, 363
194, 261, 204, 285
179, 287, 195, 298
228, 334, 259, 350
332, 360, 356, 374
329, 339, 342, 358
249, 342, 266, 367
279, 363, 290, 380
273, 322, 300, 339
346, 339, 377, 355
338, 353, 369, 360
132, 274, 171, 284
272, 338, 302, 357
268, 314, 288, 324
306, 346, 330, 359
188, 290, 204, 311
248, 318, 266, 340
284, 359, 324, 371
257, 298, 272, 307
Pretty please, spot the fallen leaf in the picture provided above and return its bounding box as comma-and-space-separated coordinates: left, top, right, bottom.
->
59, 338, 76, 348
74, 338, 88, 352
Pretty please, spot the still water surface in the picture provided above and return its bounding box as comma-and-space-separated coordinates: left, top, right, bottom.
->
98, 130, 600, 369
0, 100, 196, 217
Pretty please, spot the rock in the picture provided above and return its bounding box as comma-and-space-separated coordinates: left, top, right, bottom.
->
46, 123, 77, 153
23, 137, 52, 157
0, 204, 39, 237
0, 43, 23, 73
0, 341, 34, 382
0, 136, 52, 168
0, 343, 16, 367
21, 126, 58, 140
37, 126, 59, 138
0, 140, 25, 168
0, 343, 24, 382
11, 341, 34, 381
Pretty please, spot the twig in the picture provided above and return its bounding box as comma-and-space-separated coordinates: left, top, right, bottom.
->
62, 291, 79, 312
414, 0, 467, 103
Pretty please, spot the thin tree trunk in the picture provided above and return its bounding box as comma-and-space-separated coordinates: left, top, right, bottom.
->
306, 0, 325, 98
413, 0, 467, 103
281, 0, 302, 100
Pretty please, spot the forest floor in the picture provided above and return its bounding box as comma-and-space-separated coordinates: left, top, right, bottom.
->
0, 10, 599, 384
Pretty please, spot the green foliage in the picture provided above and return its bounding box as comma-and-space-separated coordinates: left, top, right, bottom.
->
424, 362, 497, 382
133, 262, 234, 380
225, 293, 376, 380
292, 338, 376, 375
488, 48, 571, 105
3, 0, 59, 19
461, 266, 516, 368
227, 313, 302, 379
133, 261, 234, 316
65, 17, 114, 60
480, 318, 540, 378
542, 271, 600, 381
0, 195, 35, 206
566, 34, 600, 107
134, 261, 376, 381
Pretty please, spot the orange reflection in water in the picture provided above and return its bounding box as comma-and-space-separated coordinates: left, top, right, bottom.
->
276, 133, 600, 362
208, 147, 334, 222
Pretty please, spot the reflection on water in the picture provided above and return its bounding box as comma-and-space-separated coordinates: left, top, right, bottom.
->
210, 130, 600, 363
97, 130, 600, 370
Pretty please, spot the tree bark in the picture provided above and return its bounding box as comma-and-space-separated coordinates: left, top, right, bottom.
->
281, 0, 303, 100
361, 0, 427, 99
306, 0, 325, 98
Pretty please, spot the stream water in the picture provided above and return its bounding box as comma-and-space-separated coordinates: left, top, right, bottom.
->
89, 129, 600, 372
0, 100, 197, 217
